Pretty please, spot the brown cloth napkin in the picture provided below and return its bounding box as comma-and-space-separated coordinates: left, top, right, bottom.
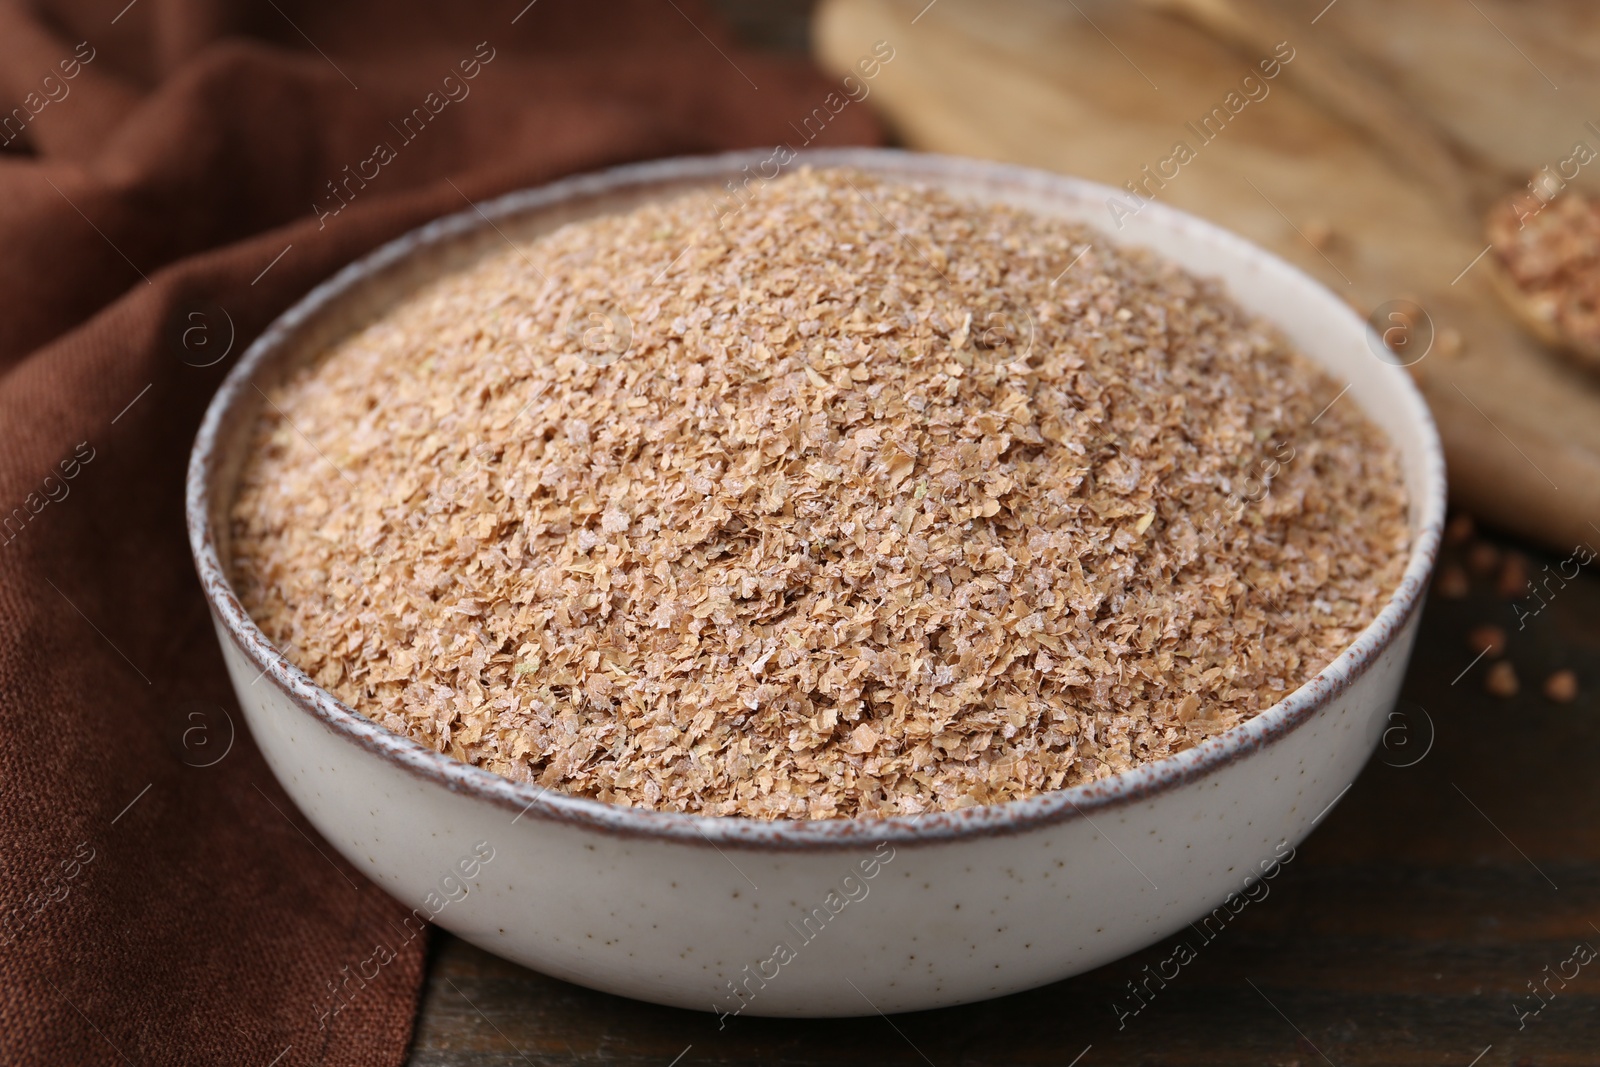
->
0, 2, 878, 1062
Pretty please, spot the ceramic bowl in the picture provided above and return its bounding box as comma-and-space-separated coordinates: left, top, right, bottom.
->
187, 148, 1445, 1017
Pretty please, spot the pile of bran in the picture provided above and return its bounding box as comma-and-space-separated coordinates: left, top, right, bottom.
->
230, 168, 1409, 819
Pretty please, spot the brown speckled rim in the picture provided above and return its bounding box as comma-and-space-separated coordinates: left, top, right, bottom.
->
186, 148, 1446, 851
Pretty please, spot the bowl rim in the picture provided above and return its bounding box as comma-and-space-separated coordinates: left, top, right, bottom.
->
186, 147, 1446, 851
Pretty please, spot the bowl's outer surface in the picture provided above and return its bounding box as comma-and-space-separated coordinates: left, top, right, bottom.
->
190, 149, 1445, 1017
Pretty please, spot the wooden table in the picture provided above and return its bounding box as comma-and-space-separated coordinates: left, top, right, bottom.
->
405, 525, 1600, 1065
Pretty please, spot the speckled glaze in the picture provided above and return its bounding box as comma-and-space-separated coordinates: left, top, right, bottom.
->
187, 149, 1445, 1016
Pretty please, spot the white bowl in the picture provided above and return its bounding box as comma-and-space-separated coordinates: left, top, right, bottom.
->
187, 149, 1445, 1017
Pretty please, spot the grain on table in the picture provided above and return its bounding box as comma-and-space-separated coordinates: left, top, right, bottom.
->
229, 169, 1410, 819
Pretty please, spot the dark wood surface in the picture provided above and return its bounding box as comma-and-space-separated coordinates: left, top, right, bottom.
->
404, 526, 1600, 1065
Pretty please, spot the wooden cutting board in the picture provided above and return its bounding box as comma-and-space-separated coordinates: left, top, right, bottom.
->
814, 0, 1600, 553
1299, 0, 1600, 190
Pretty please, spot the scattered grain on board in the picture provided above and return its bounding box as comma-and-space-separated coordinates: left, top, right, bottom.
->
1488, 186, 1600, 358
1302, 219, 1335, 253
228, 168, 1410, 820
